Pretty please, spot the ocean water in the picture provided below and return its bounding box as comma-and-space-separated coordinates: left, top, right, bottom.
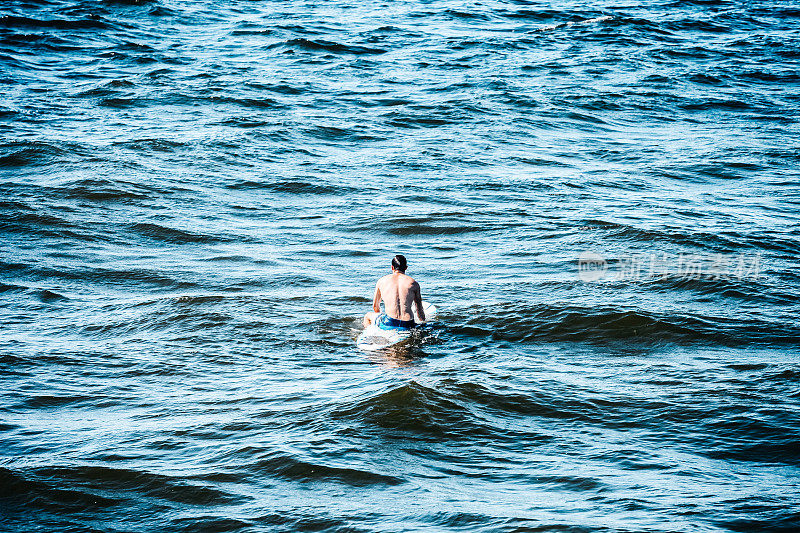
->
1, 0, 799, 531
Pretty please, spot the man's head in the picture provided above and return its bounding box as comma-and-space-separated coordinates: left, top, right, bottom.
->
391, 254, 407, 273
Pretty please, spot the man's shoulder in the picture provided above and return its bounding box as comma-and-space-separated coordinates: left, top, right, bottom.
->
403, 274, 419, 286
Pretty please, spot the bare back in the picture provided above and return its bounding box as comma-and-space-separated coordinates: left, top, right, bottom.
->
373, 272, 424, 322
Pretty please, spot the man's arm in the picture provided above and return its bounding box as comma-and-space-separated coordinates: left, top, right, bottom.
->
413, 282, 425, 322
372, 281, 382, 313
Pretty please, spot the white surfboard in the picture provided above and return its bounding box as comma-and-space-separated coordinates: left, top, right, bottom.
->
356, 301, 437, 351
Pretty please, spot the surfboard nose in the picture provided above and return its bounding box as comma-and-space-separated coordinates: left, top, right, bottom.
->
414, 301, 437, 323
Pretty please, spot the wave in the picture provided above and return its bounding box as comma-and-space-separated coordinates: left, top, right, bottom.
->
331, 381, 500, 440
102, 0, 160, 6
579, 218, 773, 253
32, 289, 69, 302
205, 95, 283, 110
0, 281, 27, 293
0, 208, 74, 232
80, 311, 233, 338
704, 421, 800, 465
21, 394, 95, 409
4, 261, 196, 289
227, 179, 357, 195
0, 179, 179, 210
76, 79, 137, 97
449, 302, 800, 346
111, 138, 186, 153
342, 213, 524, 236
534, 15, 614, 32
0, 465, 241, 511
249, 450, 404, 486
0, 467, 121, 514
680, 98, 753, 111
243, 81, 306, 95
301, 124, 382, 142
383, 112, 455, 129
435, 377, 601, 424
0, 140, 75, 168
128, 222, 237, 245
64, 178, 158, 201
0, 15, 111, 31
637, 275, 798, 305
271, 38, 387, 55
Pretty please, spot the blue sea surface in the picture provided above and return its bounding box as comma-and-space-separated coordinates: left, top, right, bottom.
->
1, 1, 799, 531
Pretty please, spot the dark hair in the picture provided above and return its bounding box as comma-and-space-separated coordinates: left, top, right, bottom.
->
391, 254, 407, 273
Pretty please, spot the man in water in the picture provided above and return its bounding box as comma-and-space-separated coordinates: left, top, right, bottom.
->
363, 254, 425, 330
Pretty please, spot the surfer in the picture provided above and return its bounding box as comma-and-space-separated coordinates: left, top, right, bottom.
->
363, 254, 425, 330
